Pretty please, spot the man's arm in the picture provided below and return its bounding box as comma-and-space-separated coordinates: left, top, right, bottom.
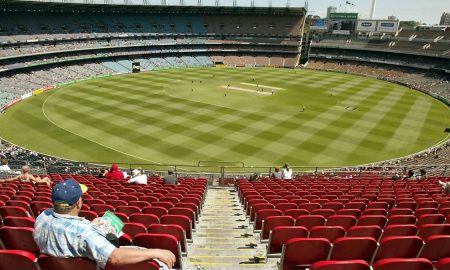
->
0, 175, 20, 182
108, 247, 176, 268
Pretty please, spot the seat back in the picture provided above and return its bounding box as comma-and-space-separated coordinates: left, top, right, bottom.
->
148, 224, 187, 253
372, 258, 434, 270
133, 233, 182, 269
309, 226, 346, 242
254, 209, 283, 231
381, 224, 418, 240
3, 216, 35, 228
374, 236, 424, 262
0, 250, 39, 270
418, 224, 450, 240
129, 213, 160, 228
267, 226, 309, 254
419, 235, 450, 261
295, 215, 326, 230
38, 255, 97, 270
326, 215, 357, 230
280, 238, 331, 270
0, 227, 40, 255
142, 206, 168, 218
160, 214, 192, 240
347, 226, 382, 240
261, 216, 294, 240
311, 260, 370, 270
330, 237, 378, 262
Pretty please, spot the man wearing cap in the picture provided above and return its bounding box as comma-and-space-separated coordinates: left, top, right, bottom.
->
34, 179, 175, 269
163, 167, 177, 185
128, 169, 147, 185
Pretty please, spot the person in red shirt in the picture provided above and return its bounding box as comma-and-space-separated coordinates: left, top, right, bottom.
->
105, 164, 124, 180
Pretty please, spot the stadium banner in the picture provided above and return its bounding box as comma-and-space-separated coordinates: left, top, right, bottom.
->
357, 20, 377, 32
329, 13, 358, 20
33, 89, 45, 96
310, 19, 328, 30
332, 30, 351, 35
4, 97, 22, 110
377, 20, 399, 33
21, 93, 32, 100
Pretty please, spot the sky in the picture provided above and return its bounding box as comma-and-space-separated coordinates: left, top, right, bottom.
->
65, 0, 448, 24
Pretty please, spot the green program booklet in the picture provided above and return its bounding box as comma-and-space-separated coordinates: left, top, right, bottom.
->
100, 211, 124, 237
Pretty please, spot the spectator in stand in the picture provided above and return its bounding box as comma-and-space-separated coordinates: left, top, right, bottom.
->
0, 159, 11, 171
271, 166, 282, 179
127, 169, 147, 185
105, 164, 124, 180
163, 167, 177, 185
0, 165, 52, 186
438, 180, 450, 195
282, 163, 293, 180
34, 179, 175, 269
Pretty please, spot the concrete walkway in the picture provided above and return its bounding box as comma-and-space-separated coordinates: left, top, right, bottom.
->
183, 187, 278, 270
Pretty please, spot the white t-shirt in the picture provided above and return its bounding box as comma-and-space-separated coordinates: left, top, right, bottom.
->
282, 168, 293, 180
127, 174, 147, 185
0, 165, 11, 171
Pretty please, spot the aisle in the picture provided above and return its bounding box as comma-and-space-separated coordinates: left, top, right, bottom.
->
183, 187, 277, 270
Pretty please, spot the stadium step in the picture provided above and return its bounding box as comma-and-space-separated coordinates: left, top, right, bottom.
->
184, 187, 278, 270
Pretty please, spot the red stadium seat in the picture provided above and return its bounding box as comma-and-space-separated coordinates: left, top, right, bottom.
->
0, 206, 31, 218
374, 236, 424, 263
3, 216, 35, 228
330, 237, 377, 262
78, 210, 98, 221
160, 214, 192, 240
0, 227, 40, 255
280, 238, 331, 270
148, 224, 187, 253
129, 213, 160, 228
133, 233, 182, 269
381, 224, 418, 239
30, 202, 52, 217
142, 206, 168, 218
357, 215, 387, 228
419, 235, 450, 261
326, 215, 357, 230
346, 225, 382, 240
372, 258, 433, 270
267, 226, 309, 254
295, 215, 326, 231
38, 255, 97, 270
418, 224, 450, 240
311, 260, 370, 270
436, 258, 450, 270
122, 222, 147, 238
116, 206, 141, 216
309, 226, 346, 242
0, 250, 39, 270
283, 209, 309, 219
261, 216, 295, 240
254, 209, 283, 231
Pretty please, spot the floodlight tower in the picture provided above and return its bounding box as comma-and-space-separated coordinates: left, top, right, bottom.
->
251, 0, 255, 7
232, 0, 237, 7
215, 0, 219, 6
197, 0, 201, 5
370, 0, 377, 19
269, 0, 272, 8
286, 0, 290, 8
161, 0, 167, 5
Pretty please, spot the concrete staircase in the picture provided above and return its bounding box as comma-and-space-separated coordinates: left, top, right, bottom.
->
183, 187, 278, 270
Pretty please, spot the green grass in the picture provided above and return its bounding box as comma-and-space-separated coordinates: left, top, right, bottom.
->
0, 67, 449, 167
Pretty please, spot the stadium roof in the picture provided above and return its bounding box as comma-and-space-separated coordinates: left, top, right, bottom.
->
0, 0, 306, 15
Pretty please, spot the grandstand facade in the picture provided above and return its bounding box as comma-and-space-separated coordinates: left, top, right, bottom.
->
0, 1, 306, 110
